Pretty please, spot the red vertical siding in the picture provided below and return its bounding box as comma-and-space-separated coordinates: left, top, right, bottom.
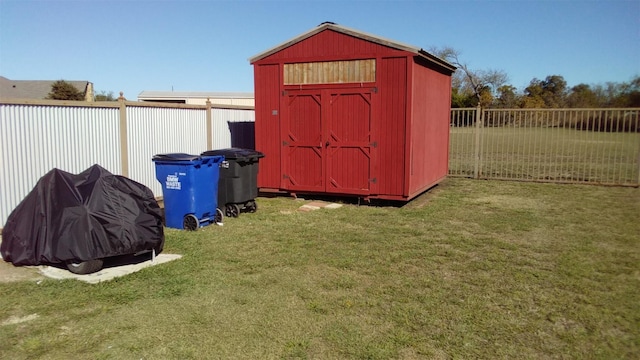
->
407, 59, 452, 197
377, 57, 407, 197
262, 30, 406, 61
253, 27, 453, 201
282, 93, 323, 191
326, 91, 373, 195
254, 64, 281, 189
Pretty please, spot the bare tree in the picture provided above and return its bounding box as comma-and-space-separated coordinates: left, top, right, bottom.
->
430, 47, 508, 107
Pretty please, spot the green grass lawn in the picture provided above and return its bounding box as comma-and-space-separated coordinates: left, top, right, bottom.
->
1, 178, 638, 359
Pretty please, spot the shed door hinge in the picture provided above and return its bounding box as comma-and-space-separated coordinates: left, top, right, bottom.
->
283, 174, 289, 179
282, 90, 288, 96
282, 140, 289, 146
369, 141, 377, 148
371, 87, 378, 93
369, 177, 377, 184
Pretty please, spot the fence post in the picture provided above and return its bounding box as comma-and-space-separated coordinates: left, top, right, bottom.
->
473, 105, 483, 179
206, 98, 213, 150
118, 92, 129, 177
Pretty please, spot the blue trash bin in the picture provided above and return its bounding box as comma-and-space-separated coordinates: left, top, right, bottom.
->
152, 153, 224, 230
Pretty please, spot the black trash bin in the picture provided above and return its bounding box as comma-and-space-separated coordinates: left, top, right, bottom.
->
201, 148, 264, 217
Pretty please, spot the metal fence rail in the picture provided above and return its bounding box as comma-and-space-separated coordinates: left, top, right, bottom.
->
449, 107, 640, 186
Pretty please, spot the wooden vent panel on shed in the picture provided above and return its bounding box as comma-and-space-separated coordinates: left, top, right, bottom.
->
284, 59, 376, 85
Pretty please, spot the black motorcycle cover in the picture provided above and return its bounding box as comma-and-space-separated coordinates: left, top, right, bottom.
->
1, 165, 164, 266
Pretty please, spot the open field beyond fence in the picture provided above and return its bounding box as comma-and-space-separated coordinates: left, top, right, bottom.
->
450, 127, 639, 185
1, 178, 638, 359
449, 108, 640, 186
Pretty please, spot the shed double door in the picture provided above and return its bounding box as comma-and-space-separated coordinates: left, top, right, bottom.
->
281, 88, 376, 195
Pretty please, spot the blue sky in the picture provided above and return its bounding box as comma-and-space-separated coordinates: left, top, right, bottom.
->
1, 0, 638, 99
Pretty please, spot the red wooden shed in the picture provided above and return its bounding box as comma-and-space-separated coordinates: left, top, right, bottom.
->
250, 22, 456, 201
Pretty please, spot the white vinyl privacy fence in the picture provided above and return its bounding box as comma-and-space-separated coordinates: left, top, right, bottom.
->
0, 98, 255, 226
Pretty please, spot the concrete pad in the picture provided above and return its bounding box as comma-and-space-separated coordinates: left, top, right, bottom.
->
39, 254, 182, 284
306, 201, 330, 208
298, 201, 343, 212
324, 203, 343, 209
298, 204, 321, 212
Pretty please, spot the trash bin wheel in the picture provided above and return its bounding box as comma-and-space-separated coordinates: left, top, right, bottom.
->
225, 204, 240, 218
183, 214, 199, 231
66, 259, 104, 275
214, 208, 224, 224
247, 200, 257, 213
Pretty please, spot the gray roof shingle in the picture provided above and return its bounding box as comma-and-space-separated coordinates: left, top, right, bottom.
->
0, 76, 90, 100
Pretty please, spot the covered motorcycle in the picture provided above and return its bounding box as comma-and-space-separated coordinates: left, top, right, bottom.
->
1, 165, 164, 274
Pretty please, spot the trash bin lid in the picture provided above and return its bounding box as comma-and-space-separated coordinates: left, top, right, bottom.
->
152, 153, 202, 162
201, 148, 264, 162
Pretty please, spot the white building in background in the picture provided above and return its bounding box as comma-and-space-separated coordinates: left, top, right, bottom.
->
137, 91, 254, 106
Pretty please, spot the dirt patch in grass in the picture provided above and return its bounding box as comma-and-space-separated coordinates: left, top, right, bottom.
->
0, 259, 43, 283
1, 313, 39, 326
0, 236, 44, 283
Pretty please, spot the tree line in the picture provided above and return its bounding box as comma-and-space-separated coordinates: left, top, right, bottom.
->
433, 47, 640, 109
48, 59, 640, 108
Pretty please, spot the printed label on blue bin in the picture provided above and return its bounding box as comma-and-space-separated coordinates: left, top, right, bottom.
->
166, 173, 181, 190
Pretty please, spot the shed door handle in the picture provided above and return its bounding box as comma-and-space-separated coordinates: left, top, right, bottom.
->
325, 141, 330, 147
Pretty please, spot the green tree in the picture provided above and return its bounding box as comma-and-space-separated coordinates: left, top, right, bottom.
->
541, 75, 567, 107
626, 76, 640, 107
522, 79, 545, 108
613, 76, 640, 107
477, 85, 494, 108
494, 85, 520, 108
46, 80, 85, 100
567, 84, 599, 108
451, 87, 476, 108
523, 75, 567, 108
94, 90, 117, 101
592, 82, 619, 107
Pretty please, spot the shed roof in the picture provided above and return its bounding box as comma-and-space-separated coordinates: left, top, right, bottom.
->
0, 76, 90, 100
248, 22, 456, 72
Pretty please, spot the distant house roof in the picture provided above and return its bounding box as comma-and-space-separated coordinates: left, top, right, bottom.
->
138, 91, 254, 100
0, 76, 92, 100
248, 22, 456, 72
